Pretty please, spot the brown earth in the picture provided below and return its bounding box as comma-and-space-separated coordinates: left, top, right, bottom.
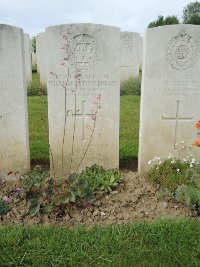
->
0, 170, 196, 228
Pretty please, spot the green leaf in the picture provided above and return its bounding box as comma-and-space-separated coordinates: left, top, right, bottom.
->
110, 175, 115, 184
60, 196, 70, 204
69, 192, 76, 203
28, 198, 40, 217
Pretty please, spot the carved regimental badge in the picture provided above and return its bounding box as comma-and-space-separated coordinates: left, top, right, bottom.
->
121, 35, 134, 50
166, 29, 200, 70
71, 34, 101, 69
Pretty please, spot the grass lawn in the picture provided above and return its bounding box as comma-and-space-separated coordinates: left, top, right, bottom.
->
28, 94, 140, 164
28, 96, 49, 163
0, 219, 200, 267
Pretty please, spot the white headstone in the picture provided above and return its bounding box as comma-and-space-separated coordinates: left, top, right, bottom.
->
24, 33, 32, 87
0, 24, 30, 180
46, 23, 120, 178
36, 33, 47, 86
139, 25, 200, 172
32, 52, 37, 66
137, 34, 143, 69
120, 32, 140, 82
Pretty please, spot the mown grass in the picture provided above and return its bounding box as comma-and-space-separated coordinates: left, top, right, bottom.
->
120, 95, 140, 160
0, 220, 200, 267
28, 96, 49, 163
28, 95, 140, 164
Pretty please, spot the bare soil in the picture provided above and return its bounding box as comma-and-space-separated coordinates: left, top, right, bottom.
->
0, 170, 196, 228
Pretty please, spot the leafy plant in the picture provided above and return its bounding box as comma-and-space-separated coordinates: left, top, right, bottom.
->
18, 165, 122, 217
78, 164, 122, 193
147, 158, 197, 190
175, 185, 200, 212
147, 145, 200, 213
0, 199, 10, 215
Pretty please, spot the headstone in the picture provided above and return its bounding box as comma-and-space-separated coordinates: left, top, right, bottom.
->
36, 33, 47, 86
46, 23, 120, 178
0, 24, 30, 180
120, 32, 140, 82
137, 34, 143, 69
139, 25, 200, 172
32, 52, 37, 66
24, 33, 32, 87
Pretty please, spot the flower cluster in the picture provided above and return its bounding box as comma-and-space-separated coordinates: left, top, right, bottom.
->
147, 141, 199, 171
193, 121, 200, 147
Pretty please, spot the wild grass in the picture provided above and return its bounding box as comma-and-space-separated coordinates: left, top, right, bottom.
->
28, 72, 47, 96
120, 73, 142, 96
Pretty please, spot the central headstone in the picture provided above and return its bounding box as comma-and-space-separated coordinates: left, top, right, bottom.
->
46, 24, 120, 178
139, 25, 200, 172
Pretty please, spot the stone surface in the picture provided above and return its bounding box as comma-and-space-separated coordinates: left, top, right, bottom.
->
0, 24, 30, 180
32, 52, 37, 66
36, 33, 47, 86
24, 33, 32, 87
137, 34, 143, 69
120, 32, 139, 82
46, 23, 120, 178
139, 25, 200, 172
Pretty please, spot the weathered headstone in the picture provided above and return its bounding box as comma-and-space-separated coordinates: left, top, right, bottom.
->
120, 32, 139, 82
24, 33, 32, 87
138, 25, 200, 172
0, 24, 30, 180
32, 52, 37, 66
36, 33, 47, 86
46, 23, 120, 178
137, 34, 143, 69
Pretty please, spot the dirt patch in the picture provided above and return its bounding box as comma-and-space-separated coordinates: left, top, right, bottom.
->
0, 171, 196, 228
120, 159, 138, 171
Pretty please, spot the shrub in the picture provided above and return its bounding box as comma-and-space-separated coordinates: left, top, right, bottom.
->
120, 74, 141, 96
28, 72, 47, 96
147, 146, 200, 212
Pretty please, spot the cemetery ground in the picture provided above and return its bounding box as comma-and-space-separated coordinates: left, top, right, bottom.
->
1, 72, 200, 266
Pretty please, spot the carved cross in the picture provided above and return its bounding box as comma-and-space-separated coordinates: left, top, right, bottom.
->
162, 100, 193, 148
72, 101, 94, 141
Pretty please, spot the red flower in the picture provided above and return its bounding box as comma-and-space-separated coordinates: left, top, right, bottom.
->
193, 140, 200, 147
196, 121, 200, 129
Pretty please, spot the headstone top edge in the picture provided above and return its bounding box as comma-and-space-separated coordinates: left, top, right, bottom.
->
45, 23, 120, 32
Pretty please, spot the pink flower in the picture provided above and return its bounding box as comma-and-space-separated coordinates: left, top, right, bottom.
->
2, 196, 9, 203
16, 187, 21, 193
91, 115, 96, 121
97, 94, 101, 100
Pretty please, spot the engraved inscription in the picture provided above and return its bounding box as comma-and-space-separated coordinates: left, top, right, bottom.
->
121, 35, 133, 49
65, 34, 101, 69
162, 100, 193, 148
166, 29, 200, 70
